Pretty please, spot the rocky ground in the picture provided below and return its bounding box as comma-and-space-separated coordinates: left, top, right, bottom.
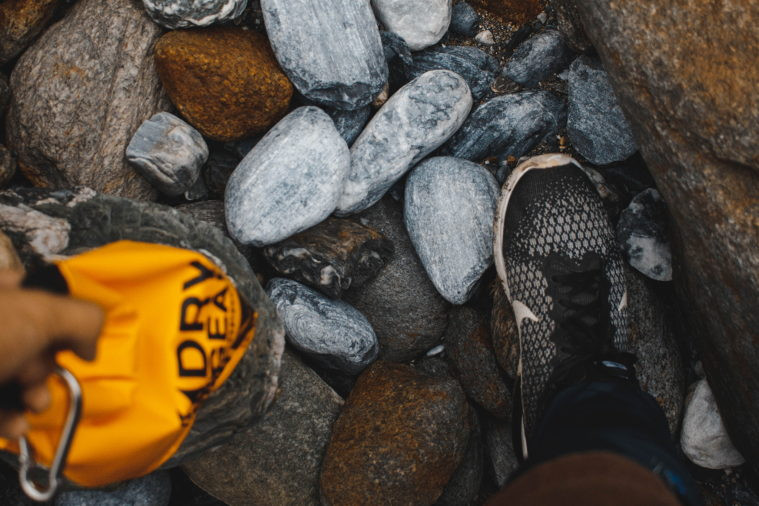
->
0, 0, 756, 504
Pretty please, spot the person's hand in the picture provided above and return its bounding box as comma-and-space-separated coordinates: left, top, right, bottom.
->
0, 270, 104, 439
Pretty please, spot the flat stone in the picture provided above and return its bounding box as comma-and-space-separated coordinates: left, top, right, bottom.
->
184, 350, 343, 505
0, 145, 16, 188
404, 156, 499, 304
6, 0, 169, 200
266, 278, 379, 375
443, 90, 566, 162
263, 217, 393, 298
55, 472, 171, 506
567, 55, 637, 165
262, 0, 387, 110
681, 379, 745, 469
320, 361, 470, 505
155, 27, 293, 142
325, 106, 372, 146
126, 112, 208, 197
0, 0, 60, 64
450, 1, 480, 37
402, 45, 500, 101
617, 188, 672, 281
503, 29, 573, 87
371, 0, 452, 51
225, 106, 350, 247
469, 0, 544, 24
337, 70, 472, 215
345, 197, 450, 362
142, 0, 247, 29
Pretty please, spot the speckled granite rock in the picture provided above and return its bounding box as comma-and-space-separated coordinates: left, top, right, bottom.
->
371, 0, 452, 51
320, 361, 470, 505
126, 112, 208, 196
0, 0, 60, 64
337, 70, 472, 215
567, 55, 637, 165
503, 30, 573, 87
155, 27, 293, 142
444, 91, 565, 162
267, 278, 378, 375
437, 410, 483, 506
262, 0, 387, 110
450, 1, 480, 37
55, 472, 171, 506
6, 0, 169, 200
483, 418, 518, 487
404, 157, 499, 304
225, 107, 350, 247
142, 0, 247, 29
617, 188, 672, 281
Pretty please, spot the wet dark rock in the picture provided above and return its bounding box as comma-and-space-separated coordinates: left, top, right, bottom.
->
617, 188, 672, 281
320, 361, 470, 505
437, 410, 483, 506
345, 197, 450, 362
483, 418, 518, 488
142, 0, 247, 29
0, 74, 9, 119
225, 107, 350, 247
266, 278, 379, 375
450, 1, 480, 37
567, 55, 637, 165
550, 0, 591, 52
503, 30, 573, 88
490, 279, 519, 379
202, 148, 239, 199
404, 157, 499, 304
372, 0, 452, 51
325, 105, 372, 145
444, 91, 566, 162
55, 472, 172, 506
0, 145, 16, 188
263, 217, 393, 298
262, 0, 387, 110
381, 30, 413, 67
0, 0, 60, 64
175, 200, 226, 231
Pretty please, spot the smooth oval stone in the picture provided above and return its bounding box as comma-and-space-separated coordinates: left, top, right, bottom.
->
126, 112, 208, 196
404, 157, 499, 304
617, 188, 672, 281
225, 106, 349, 247
450, 1, 480, 37
503, 29, 573, 87
262, 0, 387, 110
142, 0, 247, 29
372, 0, 452, 51
336, 70, 472, 215
443, 90, 566, 162
266, 278, 378, 375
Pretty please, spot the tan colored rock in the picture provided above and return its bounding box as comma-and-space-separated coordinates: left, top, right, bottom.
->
0, 0, 59, 63
154, 27, 293, 142
469, 0, 545, 24
0, 229, 22, 272
575, 0, 759, 473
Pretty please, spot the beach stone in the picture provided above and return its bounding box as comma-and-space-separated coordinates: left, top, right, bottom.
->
617, 188, 672, 281
6, 0, 169, 200
567, 55, 637, 165
337, 70, 472, 215
503, 30, 573, 87
262, 0, 387, 110
444, 91, 566, 162
126, 112, 208, 197
155, 27, 292, 142
320, 361, 470, 505
0, 145, 16, 188
404, 157, 499, 304
263, 217, 393, 298
437, 410, 483, 506
325, 106, 372, 146
483, 418, 519, 487
490, 280, 519, 379
345, 197, 450, 362
445, 307, 511, 419
176, 200, 226, 231
550, 0, 591, 52
0, 230, 22, 272
184, 350, 343, 506
225, 106, 350, 247
681, 379, 745, 470
0, 0, 60, 64
55, 472, 171, 506
372, 0, 452, 51
469, 0, 544, 24
142, 0, 248, 29
202, 148, 239, 199
402, 45, 500, 101
267, 278, 379, 375
450, 1, 480, 37
474, 30, 495, 45
0, 74, 9, 117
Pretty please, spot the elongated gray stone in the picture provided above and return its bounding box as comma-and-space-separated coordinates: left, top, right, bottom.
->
503, 30, 573, 87
337, 70, 472, 215
267, 278, 378, 374
404, 157, 499, 304
126, 112, 208, 196
142, 0, 247, 29
225, 106, 350, 247
372, 0, 452, 51
262, 0, 387, 110
443, 91, 566, 162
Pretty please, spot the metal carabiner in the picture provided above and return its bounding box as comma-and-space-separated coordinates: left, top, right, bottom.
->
18, 367, 82, 502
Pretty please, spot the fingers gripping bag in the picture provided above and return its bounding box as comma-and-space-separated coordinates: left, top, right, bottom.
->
0, 239, 283, 492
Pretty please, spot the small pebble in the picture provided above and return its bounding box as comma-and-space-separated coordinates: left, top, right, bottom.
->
475, 30, 495, 45
142, 0, 247, 29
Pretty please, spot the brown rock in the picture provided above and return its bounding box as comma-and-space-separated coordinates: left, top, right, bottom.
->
320, 361, 470, 506
0, 0, 59, 64
469, 0, 545, 24
0, 229, 22, 271
154, 27, 293, 142
490, 279, 519, 379
0, 145, 15, 187
549, 0, 591, 52
575, 0, 759, 473
5, 0, 168, 200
